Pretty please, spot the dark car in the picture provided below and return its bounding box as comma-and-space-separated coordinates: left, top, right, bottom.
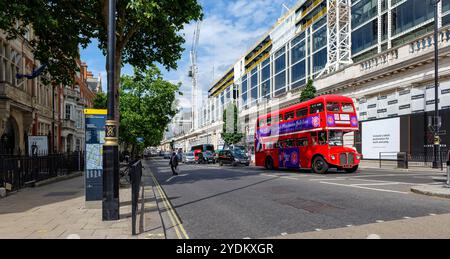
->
218, 149, 250, 167
199, 150, 215, 164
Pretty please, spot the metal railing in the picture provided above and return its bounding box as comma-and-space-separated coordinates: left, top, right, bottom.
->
130, 160, 143, 236
378, 151, 447, 170
0, 152, 84, 192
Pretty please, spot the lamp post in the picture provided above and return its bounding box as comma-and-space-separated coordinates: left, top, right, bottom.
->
432, 0, 441, 169
103, 0, 120, 221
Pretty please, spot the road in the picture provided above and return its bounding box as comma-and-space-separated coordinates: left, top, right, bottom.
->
147, 158, 450, 239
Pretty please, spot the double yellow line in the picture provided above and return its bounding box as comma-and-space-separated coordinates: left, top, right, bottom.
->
151, 173, 190, 239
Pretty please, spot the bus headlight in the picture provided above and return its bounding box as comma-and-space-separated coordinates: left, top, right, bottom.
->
331, 155, 336, 160
356, 154, 362, 160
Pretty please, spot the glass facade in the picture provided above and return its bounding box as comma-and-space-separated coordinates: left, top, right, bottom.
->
352, 19, 378, 54
352, 0, 378, 28
392, 0, 434, 36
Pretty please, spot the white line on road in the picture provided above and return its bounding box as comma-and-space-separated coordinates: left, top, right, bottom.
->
367, 234, 381, 239
281, 232, 288, 236
319, 181, 410, 194
165, 174, 188, 183
315, 229, 322, 232
376, 220, 385, 223
281, 177, 300, 181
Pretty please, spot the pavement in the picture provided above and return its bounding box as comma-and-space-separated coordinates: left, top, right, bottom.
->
0, 165, 165, 239
148, 157, 450, 239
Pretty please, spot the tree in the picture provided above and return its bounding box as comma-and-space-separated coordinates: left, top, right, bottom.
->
0, 0, 203, 117
119, 66, 180, 157
221, 103, 244, 146
93, 92, 107, 109
300, 79, 317, 102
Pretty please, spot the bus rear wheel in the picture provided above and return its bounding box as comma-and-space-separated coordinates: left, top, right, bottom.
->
344, 165, 359, 174
312, 156, 328, 174
265, 157, 274, 170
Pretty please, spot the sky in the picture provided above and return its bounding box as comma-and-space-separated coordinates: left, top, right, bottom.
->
80, 0, 298, 110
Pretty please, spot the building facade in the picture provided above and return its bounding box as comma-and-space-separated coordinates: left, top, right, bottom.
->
164, 0, 450, 157
0, 27, 97, 155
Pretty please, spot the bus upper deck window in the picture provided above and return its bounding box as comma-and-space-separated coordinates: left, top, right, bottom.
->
327, 102, 340, 112
284, 112, 294, 121
342, 103, 355, 113
296, 108, 308, 118
310, 103, 324, 114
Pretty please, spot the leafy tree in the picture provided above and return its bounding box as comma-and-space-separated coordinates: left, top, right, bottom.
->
300, 79, 317, 102
119, 66, 180, 157
221, 103, 244, 146
0, 0, 203, 117
93, 92, 107, 109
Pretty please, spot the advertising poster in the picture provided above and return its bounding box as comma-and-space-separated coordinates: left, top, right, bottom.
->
279, 148, 300, 169
84, 109, 107, 203
28, 136, 48, 156
362, 117, 400, 159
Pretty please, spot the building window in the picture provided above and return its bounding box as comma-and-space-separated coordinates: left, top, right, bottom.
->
261, 59, 271, 99
65, 104, 71, 120
352, 0, 378, 28
392, 0, 434, 36
352, 19, 378, 54
291, 60, 306, 87
250, 68, 258, 103
313, 26, 327, 52
313, 48, 327, 74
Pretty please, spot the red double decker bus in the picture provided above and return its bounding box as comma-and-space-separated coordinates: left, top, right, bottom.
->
255, 95, 361, 174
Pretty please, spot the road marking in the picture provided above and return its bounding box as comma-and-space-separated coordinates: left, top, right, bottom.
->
319, 181, 410, 194
315, 229, 322, 232
353, 183, 404, 186
282, 177, 300, 181
376, 220, 385, 223
430, 213, 437, 216
243, 237, 251, 239
281, 232, 288, 236
66, 234, 81, 239
403, 217, 411, 219
151, 173, 189, 239
367, 234, 381, 239
165, 174, 188, 183
346, 225, 353, 227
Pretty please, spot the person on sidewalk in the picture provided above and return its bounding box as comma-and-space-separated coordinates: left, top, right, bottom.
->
169, 151, 179, 176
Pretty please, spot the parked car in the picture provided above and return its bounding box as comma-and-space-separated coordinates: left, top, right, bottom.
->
183, 152, 196, 164
163, 152, 171, 159
218, 149, 250, 166
199, 150, 215, 164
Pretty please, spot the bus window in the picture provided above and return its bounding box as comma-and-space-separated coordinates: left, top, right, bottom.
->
327, 102, 340, 112
329, 131, 344, 146
296, 108, 308, 118
310, 103, 324, 114
267, 117, 272, 125
297, 138, 308, 147
284, 111, 295, 121
285, 139, 294, 147
318, 131, 327, 145
279, 114, 284, 122
311, 132, 318, 146
342, 103, 355, 113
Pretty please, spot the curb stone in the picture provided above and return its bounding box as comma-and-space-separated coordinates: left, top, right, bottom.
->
411, 185, 450, 199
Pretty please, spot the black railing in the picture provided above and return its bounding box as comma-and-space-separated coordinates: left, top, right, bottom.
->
378, 150, 447, 170
130, 160, 143, 236
0, 152, 84, 192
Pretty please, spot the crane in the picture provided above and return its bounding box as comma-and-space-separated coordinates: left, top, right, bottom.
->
189, 22, 201, 132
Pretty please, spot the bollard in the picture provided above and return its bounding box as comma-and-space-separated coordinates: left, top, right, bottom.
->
130, 160, 142, 235
446, 151, 450, 188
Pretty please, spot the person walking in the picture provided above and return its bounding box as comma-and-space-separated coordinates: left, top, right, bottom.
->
169, 151, 179, 176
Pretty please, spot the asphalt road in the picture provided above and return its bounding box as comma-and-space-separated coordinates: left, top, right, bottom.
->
147, 158, 450, 239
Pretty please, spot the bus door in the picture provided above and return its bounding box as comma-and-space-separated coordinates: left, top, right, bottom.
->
297, 137, 309, 168
278, 139, 300, 169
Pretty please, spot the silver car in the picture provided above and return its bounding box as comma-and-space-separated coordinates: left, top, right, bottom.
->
183, 152, 196, 164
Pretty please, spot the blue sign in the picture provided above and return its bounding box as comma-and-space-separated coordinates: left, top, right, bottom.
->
84, 110, 107, 202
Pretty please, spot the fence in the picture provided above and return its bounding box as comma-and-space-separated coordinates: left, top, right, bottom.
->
378, 150, 447, 170
0, 152, 84, 192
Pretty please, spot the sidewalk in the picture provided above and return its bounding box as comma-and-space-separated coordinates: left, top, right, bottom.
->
271, 213, 450, 239
0, 169, 165, 239
360, 160, 446, 172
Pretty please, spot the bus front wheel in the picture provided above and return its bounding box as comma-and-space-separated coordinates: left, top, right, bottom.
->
312, 156, 328, 174
265, 157, 274, 170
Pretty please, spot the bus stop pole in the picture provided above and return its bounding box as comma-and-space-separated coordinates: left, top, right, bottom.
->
446, 151, 450, 188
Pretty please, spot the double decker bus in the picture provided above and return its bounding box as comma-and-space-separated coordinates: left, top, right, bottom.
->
255, 95, 361, 174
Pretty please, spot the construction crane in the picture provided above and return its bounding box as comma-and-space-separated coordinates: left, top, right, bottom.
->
189, 22, 201, 132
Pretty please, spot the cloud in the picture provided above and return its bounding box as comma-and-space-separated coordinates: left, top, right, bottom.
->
163, 0, 298, 110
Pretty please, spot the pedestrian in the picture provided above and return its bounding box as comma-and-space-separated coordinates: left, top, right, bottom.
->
169, 151, 179, 176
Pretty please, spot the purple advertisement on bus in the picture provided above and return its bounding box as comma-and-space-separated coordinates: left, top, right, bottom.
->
279, 148, 300, 169
257, 115, 321, 138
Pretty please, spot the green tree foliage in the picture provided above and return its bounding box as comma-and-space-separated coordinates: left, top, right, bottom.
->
93, 92, 107, 109
119, 66, 180, 156
0, 0, 203, 86
221, 103, 244, 146
300, 79, 317, 102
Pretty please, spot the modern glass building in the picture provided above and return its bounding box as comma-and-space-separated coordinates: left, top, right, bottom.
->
166, 0, 450, 156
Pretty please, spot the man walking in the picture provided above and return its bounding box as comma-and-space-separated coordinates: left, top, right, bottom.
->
169, 151, 179, 176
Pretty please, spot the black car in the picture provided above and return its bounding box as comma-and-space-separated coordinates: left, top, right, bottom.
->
218, 149, 250, 166
199, 151, 215, 164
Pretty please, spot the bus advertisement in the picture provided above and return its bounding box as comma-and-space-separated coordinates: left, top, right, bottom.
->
255, 95, 361, 174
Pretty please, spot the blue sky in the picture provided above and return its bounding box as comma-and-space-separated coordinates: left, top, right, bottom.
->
80, 0, 298, 109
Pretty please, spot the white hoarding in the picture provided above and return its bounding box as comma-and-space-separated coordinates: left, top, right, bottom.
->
362, 117, 400, 159
28, 136, 49, 156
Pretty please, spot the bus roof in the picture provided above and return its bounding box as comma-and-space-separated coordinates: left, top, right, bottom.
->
257, 95, 355, 120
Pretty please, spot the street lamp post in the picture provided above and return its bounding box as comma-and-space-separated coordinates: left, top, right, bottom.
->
103, 0, 120, 221
433, 0, 441, 169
